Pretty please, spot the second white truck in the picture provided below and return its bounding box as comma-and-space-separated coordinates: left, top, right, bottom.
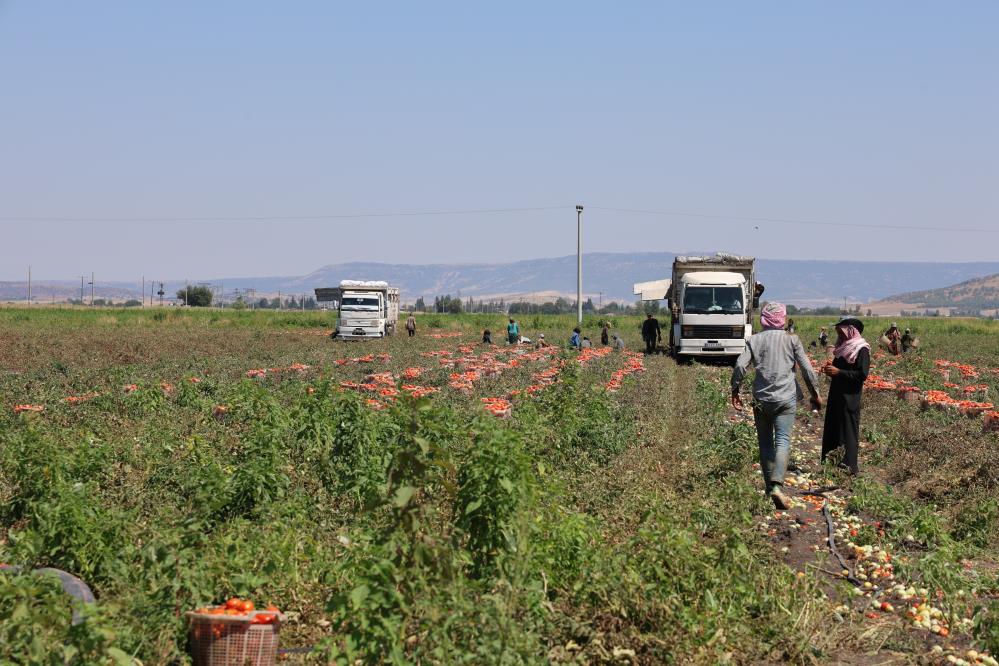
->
315, 280, 400, 340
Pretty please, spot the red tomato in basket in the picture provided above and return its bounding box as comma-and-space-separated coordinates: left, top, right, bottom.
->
225, 597, 242, 610
239, 600, 255, 612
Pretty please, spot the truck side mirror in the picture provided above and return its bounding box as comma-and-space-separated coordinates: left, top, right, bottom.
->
752, 297, 760, 309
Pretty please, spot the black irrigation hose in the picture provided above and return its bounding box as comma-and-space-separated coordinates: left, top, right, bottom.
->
803, 485, 840, 498
822, 502, 862, 587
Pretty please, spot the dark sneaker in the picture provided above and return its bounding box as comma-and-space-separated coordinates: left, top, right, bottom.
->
770, 487, 792, 510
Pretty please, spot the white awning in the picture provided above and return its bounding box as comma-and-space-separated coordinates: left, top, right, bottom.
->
633, 279, 671, 301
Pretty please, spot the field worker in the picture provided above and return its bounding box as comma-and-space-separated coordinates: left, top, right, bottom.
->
482, 329, 493, 345
536, 333, 551, 349
612, 334, 626, 351
818, 327, 829, 348
820, 317, 871, 475
883, 322, 902, 355
641, 312, 661, 354
581, 336, 592, 349
901, 328, 914, 353
732, 302, 823, 510
569, 327, 581, 348
405, 313, 417, 337
601, 322, 610, 346
785, 318, 796, 334
507, 318, 520, 345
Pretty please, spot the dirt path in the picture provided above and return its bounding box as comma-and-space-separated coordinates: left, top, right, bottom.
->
729, 402, 993, 665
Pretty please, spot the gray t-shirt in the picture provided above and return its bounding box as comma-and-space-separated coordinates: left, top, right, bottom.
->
732, 329, 820, 404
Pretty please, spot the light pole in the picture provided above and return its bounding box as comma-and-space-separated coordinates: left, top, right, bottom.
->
576, 205, 584, 324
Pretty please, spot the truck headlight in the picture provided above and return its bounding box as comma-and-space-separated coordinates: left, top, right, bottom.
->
681, 325, 694, 337
733, 326, 744, 337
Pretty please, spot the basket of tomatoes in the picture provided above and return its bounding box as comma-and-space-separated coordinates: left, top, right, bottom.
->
187, 598, 285, 666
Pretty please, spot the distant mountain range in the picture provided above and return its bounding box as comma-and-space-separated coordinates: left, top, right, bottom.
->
880, 273, 999, 310
5, 253, 999, 307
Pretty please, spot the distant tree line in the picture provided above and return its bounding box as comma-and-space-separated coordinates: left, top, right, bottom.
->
68, 298, 143, 307
244, 295, 319, 310
409, 294, 658, 316
784, 304, 861, 316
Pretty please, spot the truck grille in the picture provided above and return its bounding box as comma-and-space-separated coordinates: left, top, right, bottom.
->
689, 325, 741, 339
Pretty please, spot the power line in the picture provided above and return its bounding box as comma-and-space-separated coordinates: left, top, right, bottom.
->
587, 206, 999, 234
2, 202, 994, 234
0, 206, 567, 223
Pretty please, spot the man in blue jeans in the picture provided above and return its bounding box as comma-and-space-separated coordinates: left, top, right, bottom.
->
731, 302, 823, 509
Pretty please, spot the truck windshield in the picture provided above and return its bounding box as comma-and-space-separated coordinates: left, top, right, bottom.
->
341, 297, 380, 309
682, 286, 743, 314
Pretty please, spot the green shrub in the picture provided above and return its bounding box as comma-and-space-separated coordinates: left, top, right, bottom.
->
454, 421, 535, 576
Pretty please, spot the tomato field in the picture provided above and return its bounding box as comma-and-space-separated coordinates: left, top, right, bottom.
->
2, 307, 999, 664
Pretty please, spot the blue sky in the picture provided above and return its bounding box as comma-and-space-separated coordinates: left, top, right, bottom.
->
1, 2, 996, 280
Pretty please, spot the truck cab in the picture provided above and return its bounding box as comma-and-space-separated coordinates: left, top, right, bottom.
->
338, 290, 390, 339
673, 272, 751, 358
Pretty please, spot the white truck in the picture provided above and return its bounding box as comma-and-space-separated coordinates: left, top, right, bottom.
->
314, 280, 400, 340
634, 253, 764, 361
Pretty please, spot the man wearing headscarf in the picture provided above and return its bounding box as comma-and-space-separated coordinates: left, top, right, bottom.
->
732, 302, 823, 509
820, 318, 871, 474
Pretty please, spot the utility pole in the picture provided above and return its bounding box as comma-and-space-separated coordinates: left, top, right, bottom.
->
90, 272, 95, 307
185, 279, 189, 307
79, 275, 86, 305
576, 205, 584, 324
27, 265, 31, 306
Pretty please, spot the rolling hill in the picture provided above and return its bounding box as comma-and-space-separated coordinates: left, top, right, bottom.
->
5, 253, 999, 307
879, 273, 999, 310
263, 254, 999, 306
